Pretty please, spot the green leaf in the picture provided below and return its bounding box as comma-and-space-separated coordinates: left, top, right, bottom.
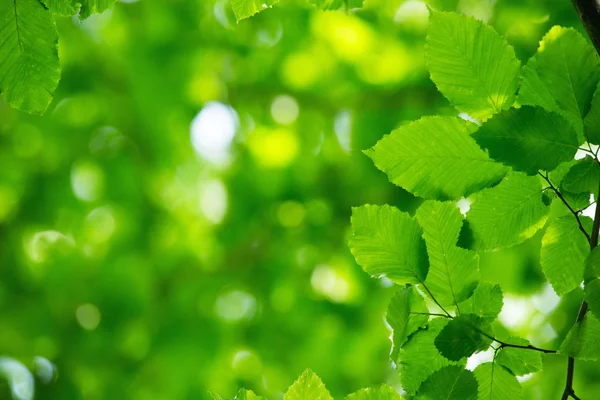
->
235, 389, 266, 400
397, 318, 465, 395
425, 11, 520, 121
496, 337, 543, 376
366, 116, 507, 200
540, 216, 591, 295
0, 0, 60, 114
562, 156, 600, 194
284, 369, 333, 400
465, 172, 548, 250
416, 201, 479, 307
80, 0, 116, 19
417, 366, 478, 400
459, 282, 503, 322
473, 363, 523, 400
519, 26, 600, 139
584, 247, 600, 322
231, 0, 278, 21
585, 85, 600, 144
386, 286, 429, 359
350, 205, 429, 285
346, 385, 403, 400
473, 106, 578, 174
559, 313, 600, 361
41, 0, 80, 16
434, 314, 493, 361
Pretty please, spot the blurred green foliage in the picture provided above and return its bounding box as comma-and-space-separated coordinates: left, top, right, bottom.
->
0, 0, 598, 399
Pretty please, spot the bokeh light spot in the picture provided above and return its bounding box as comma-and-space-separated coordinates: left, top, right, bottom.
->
76, 304, 101, 331
277, 201, 305, 228
190, 102, 238, 165
270, 95, 299, 125
247, 127, 299, 168
215, 290, 257, 322
199, 179, 228, 224
71, 161, 105, 202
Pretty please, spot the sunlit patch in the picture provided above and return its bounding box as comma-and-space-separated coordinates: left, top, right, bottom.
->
281, 49, 327, 89
459, 113, 481, 125
76, 303, 101, 331
215, 290, 257, 322
84, 206, 117, 244
33, 357, 56, 385
312, 12, 375, 63
311, 264, 351, 303
394, 1, 429, 31
458, 0, 495, 22
531, 283, 561, 314
356, 40, 414, 84
334, 110, 352, 153
499, 295, 535, 329
71, 161, 105, 202
583, 195, 596, 218
456, 197, 472, 215
247, 127, 299, 168
187, 72, 226, 106
25, 230, 75, 264
198, 179, 228, 224
519, 216, 548, 241
466, 347, 495, 371
517, 373, 535, 383
270, 95, 299, 125
0, 357, 34, 400
277, 201, 305, 228
538, 26, 563, 52
190, 102, 239, 165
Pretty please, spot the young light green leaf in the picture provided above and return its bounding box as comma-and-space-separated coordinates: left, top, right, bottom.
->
397, 318, 465, 395
465, 172, 548, 250
434, 314, 493, 361
231, 0, 278, 21
562, 156, 600, 194
0, 0, 60, 114
584, 247, 600, 322
41, 0, 80, 16
350, 205, 429, 285
541, 216, 591, 295
426, 11, 520, 121
386, 286, 429, 359
558, 313, 600, 361
309, 0, 363, 10
417, 366, 478, 400
473, 363, 523, 400
519, 26, 600, 139
496, 337, 543, 376
585, 85, 600, 144
346, 385, 403, 400
473, 106, 578, 174
80, 0, 116, 19
235, 389, 266, 400
284, 369, 333, 400
366, 116, 507, 200
459, 282, 503, 322
416, 201, 479, 307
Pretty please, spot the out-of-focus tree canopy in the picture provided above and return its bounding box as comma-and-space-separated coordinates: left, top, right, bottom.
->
0, 0, 598, 399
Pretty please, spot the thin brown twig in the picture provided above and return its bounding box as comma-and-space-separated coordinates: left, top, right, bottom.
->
538, 172, 592, 242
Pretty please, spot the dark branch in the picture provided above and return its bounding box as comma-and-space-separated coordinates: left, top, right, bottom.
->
538, 172, 592, 242
476, 329, 557, 354
571, 0, 600, 54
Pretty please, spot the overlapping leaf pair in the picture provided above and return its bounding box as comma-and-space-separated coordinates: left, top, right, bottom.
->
350, 10, 600, 399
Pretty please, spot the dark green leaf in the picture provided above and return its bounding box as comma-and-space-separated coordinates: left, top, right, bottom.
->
473, 106, 578, 174
459, 282, 503, 322
434, 314, 493, 361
